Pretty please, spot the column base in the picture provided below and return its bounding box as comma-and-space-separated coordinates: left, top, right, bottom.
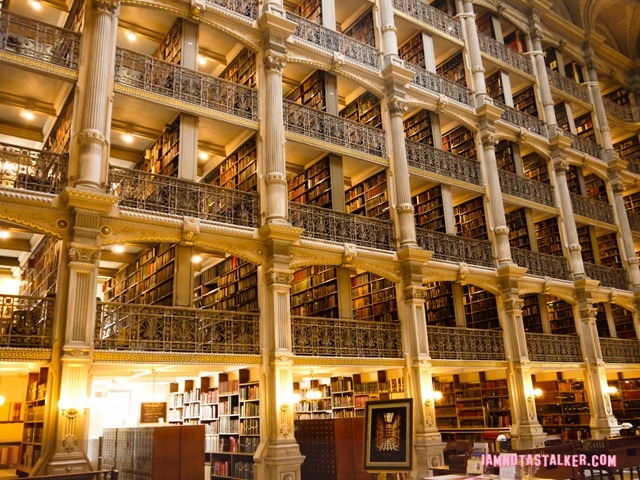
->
510, 423, 546, 449
255, 439, 304, 480
45, 450, 91, 475
591, 416, 621, 439
414, 432, 446, 479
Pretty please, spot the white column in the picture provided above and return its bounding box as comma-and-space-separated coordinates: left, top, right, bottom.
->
583, 44, 614, 161
610, 176, 640, 287
528, 17, 557, 132
460, 0, 487, 103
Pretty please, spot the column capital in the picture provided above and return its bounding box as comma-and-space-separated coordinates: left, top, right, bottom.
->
93, 0, 119, 14
68, 245, 101, 266
388, 99, 408, 116
553, 158, 569, 173
264, 54, 286, 73
404, 285, 427, 301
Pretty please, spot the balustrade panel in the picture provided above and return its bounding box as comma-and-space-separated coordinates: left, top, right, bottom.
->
511, 248, 570, 280
477, 32, 533, 75
564, 131, 600, 159
497, 169, 555, 206
406, 140, 481, 185
627, 211, 640, 233
427, 326, 505, 360
600, 338, 640, 363
583, 263, 629, 290
391, 0, 463, 40
494, 101, 545, 136
546, 68, 590, 103
405, 63, 471, 106
526, 333, 583, 362
205, 0, 258, 19
0, 143, 68, 194
416, 228, 494, 267
569, 192, 615, 224
603, 97, 635, 123
0, 294, 54, 348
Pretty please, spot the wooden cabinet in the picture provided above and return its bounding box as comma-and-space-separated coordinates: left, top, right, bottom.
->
16, 367, 49, 477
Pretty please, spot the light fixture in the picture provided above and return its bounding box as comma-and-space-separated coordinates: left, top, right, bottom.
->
198, 55, 207, 66
126, 30, 137, 42
59, 399, 83, 418
527, 387, 543, 402
29, 0, 42, 11
291, 392, 301, 404
533, 388, 543, 397
607, 385, 618, 395
0, 394, 5, 407
20, 110, 36, 121
198, 151, 209, 161
305, 372, 322, 400
112, 245, 125, 254
0, 230, 9, 239
122, 132, 134, 144
191, 254, 203, 264
150, 368, 163, 402
424, 390, 442, 407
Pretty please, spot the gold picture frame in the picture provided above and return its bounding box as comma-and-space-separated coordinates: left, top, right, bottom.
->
363, 398, 413, 472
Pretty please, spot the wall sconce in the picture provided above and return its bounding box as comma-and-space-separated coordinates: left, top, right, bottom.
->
424, 391, 442, 407
280, 403, 289, 412
527, 388, 543, 402
607, 385, 618, 395
59, 399, 88, 418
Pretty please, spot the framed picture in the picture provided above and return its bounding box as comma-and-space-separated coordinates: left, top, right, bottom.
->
363, 398, 413, 472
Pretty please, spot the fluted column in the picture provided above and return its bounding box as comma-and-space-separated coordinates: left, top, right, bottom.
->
610, 173, 640, 288
459, 0, 487, 103
378, 0, 399, 61
528, 14, 557, 133
75, 0, 119, 190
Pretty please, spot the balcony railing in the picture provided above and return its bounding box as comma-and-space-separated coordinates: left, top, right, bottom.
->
583, 263, 629, 290
628, 211, 640, 233
494, 101, 546, 137
477, 32, 533, 76
289, 203, 394, 251
405, 63, 471, 106
526, 333, 583, 362
94, 302, 260, 354
600, 337, 640, 364
603, 97, 635, 123
0, 11, 80, 70
511, 249, 570, 280
292, 316, 402, 358
569, 193, 615, 224
564, 131, 600, 159
286, 12, 379, 69
391, 0, 463, 40
546, 68, 589, 103
498, 169, 555, 207
0, 294, 54, 348
427, 326, 505, 361
283, 99, 386, 158
406, 140, 481, 185
416, 228, 494, 268
114, 48, 257, 121
205, 0, 257, 19
109, 166, 259, 228
0, 142, 68, 195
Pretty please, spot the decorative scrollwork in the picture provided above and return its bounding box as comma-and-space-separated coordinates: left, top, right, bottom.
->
0, 294, 54, 348
427, 326, 505, 361
477, 31, 533, 76
494, 100, 545, 137
0, 142, 69, 195
600, 338, 640, 363
69, 247, 101, 265
406, 140, 482, 186
569, 193, 615, 224
498, 169, 555, 207
404, 63, 471, 107
391, 0, 462, 40
526, 332, 582, 362
416, 228, 494, 268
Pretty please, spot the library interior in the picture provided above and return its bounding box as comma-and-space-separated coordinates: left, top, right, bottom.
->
1, 0, 640, 479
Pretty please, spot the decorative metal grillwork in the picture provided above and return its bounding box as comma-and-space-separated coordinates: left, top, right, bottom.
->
289, 203, 394, 250
405, 63, 471, 106
283, 99, 386, 158
0, 294, 54, 348
546, 68, 590, 103
477, 32, 533, 76
95, 302, 260, 354
602, 97, 636, 123
569, 192, 615, 224
286, 12, 380, 69
511, 248, 570, 280
498, 169, 555, 206
205, 0, 257, 19
0, 142, 68, 194
114, 48, 257, 121
416, 228, 494, 268
427, 326, 505, 360
526, 333, 583, 362
627, 211, 640, 233
391, 0, 463, 40
494, 101, 545, 136
0, 11, 80, 69
600, 338, 640, 364
564, 131, 600, 159
291, 316, 402, 358
406, 139, 481, 185
583, 263, 629, 290
109, 166, 259, 228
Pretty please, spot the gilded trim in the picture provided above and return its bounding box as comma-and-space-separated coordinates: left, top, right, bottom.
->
93, 350, 262, 364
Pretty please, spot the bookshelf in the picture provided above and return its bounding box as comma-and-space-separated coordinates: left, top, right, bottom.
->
398, 34, 425, 68
194, 256, 258, 311
345, 170, 389, 219
513, 86, 538, 116
343, 11, 375, 47
577, 226, 595, 264
574, 113, 596, 141
202, 137, 257, 192
286, 70, 325, 110
433, 379, 457, 428
454, 197, 487, 240
545, 296, 575, 335
482, 377, 511, 428
330, 376, 354, 418
504, 30, 525, 53
436, 52, 466, 86
220, 49, 256, 88
351, 272, 398, 323
597, 233, 621, 268
544, 47, 558, 71
522, 294, 543, 333
288, 156, 332, 208
611, 305, 636, 339
605, 88, 632, 106
293, 380, 332, 419
533, 377, 590, 440
596, 304, 610, 338
339, 91, 382, 129
211, 372, 245, 480
295, 0, 321, 22
535, 217, 563, 256
103, 243, 175, 306
424, 281, 456, 327
136, 119, 180, 177
43, 95, 73, 154
566, 165, 581, 194
554, 102, 570, 132
155, 19, 182, 64
290, 265, 338, 318
64, 0, 85, 33
462, 285, 499, 329
353, 373, 386, 416
475, 12, 495, 36
485, 71, 504, 102
615, 378, 640, 422
522, 152, 550, 184
614, 135, 640, 163
442, 125, 476, 160
564, 61, 584, 84
430, 0, 457, 16
506, 208, 530, 250
624, 190, 640, 215
455, 380, 484, 429
238, 375, 260, 475
20, 237, 60, 298
404, 110, 433, 145
496, 141, 516, 172
413, 186, 445, 232
16, 367, 49, 478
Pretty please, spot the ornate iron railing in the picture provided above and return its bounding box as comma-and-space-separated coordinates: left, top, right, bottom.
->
511, 248, 570, 280
289, 202, 394, 250
94, 302, 260, 354
600, 338, 640, 364
603, 97, 635, 123
494, 101, 545, 136
0, 294, 54, 348
427, 326, 505, 360
569, 193, 615, 224
391, 0, 463, 40
405, 63, 471, 106
627, 211, 640, 233
498, 169, 555, 207
583, 263, 629, 290
526, 333, 583, 362
286, 12, 379, 69
477, 32, 533, 76
291, 316, 402, 357
406, 140, 481, 185
205, 0, 257, 19
283, 99, 386, 158
109, 166, 259, 228
416, 228, 494, 268
114, 48, 257, 121
564, 131, 600, 159
0, 142, 68, 194
546, 68, 589, 103
0, 10, 80, 69
627, 158, 640, 175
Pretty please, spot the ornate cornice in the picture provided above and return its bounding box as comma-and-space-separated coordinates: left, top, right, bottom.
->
93, 350, 262, 364
0, 348, 52, 362
62, 187, 119, 212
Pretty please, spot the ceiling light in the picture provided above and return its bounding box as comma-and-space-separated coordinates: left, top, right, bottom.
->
191, 255, 203, 264
198, 55, 207, 66
198, 151, 209, 161
126, 30, 137, 42
122, 133, 134, 144
112, 245, 125, 254
20, 110, 36, 121
0, 231, 9, 239
29, 0, 42, 11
